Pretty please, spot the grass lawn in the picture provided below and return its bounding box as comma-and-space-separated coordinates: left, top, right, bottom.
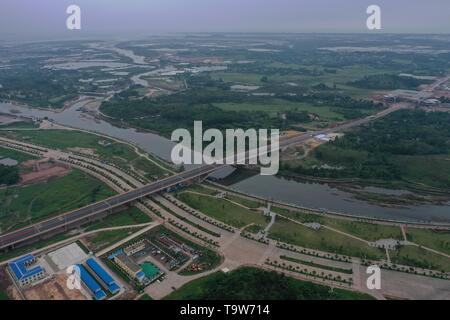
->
185, 184, 218, 196
225, 194, 264, 209
390, 245, 450, 272
321, 219, 404, 242
0, 129, 169, 176
176, 192, 268, 228
210, 65, 386, 98
272, 206, 403, 242
269, 218, 384, 260
0, 121, 39, 129
131, 157, 167, 177
406, 228, 450, 256
0, 146, 36, 163
85, 207, 151, 231
165, 267, 374, 300
0, 169, 116, 232
87, 229, 136, 251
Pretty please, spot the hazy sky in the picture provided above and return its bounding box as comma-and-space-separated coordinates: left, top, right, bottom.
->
0, 0, 449, 39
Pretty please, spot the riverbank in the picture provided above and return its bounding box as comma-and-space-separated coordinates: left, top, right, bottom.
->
275, 169, 450, 207
2, 100, 450, 223
206, 180, 450, 228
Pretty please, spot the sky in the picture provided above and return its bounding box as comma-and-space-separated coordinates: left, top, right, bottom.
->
0, 0, 449, 40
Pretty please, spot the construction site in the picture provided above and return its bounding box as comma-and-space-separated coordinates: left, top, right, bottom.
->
2, 242, 123, 300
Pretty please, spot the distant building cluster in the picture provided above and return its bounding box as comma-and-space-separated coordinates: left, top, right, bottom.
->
384, 90, 438, 106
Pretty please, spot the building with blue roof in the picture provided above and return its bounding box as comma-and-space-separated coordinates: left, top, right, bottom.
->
77, 264, 107, 300
8, 254, 45, 286
136, 271, 146, 282
94, 290, 107, 300
86, 258, 120, 294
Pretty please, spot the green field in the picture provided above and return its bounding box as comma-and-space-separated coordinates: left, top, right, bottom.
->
85, 207, 151, 231
390, 245, 450, 272
186, 184, 218, 195
225, 194, 263, 209
210, 65, 386, 97
165, 267, 374, 300
271, 206, 404, 242
0, 146, 36, 163
0, 169, 115, 232
269, 218, 384, 260
0, 121, 40, 129
176, 192, 268, 228
0, 129, 170, 177
87, 229, 136, 251
406, 228, 450, 256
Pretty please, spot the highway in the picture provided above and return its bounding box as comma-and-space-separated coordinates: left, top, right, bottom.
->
0, 104, 404, 250
0, 164, 223, 249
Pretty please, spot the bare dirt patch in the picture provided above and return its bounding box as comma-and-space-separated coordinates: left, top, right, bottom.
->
67, 147, 97, 157
23, 274, 86, 300
20, 159, 70, 185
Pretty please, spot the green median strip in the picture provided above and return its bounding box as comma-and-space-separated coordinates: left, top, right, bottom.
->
280, 255, 353, 274
152, 198, 221, 238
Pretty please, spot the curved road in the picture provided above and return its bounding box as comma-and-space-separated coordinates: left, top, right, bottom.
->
0, 104, 405, 250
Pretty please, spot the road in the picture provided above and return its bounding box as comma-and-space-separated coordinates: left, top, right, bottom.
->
0, 104, 406, 250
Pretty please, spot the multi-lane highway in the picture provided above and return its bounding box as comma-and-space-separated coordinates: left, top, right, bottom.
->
0, 104, 405, 250
0, 164, 223, 249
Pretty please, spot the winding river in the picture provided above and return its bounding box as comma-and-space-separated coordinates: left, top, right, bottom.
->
1, 101, 450, 223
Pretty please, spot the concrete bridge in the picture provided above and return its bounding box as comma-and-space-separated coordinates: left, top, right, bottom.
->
0, 104, 403, 251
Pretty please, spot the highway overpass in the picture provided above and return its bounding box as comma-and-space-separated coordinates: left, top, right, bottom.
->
0, 105, 403, 250
0, 164, 223, 250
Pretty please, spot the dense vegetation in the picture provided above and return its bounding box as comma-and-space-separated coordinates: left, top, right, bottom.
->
166, 267, 374, 300
282, 109, 450, 188
0, 67, 78, 108
0, 164, 19, 185
349, 74, 432, 90
102, 82, 283, 135
101, 75, 382, 135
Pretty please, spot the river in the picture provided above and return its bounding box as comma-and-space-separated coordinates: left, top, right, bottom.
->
231, 175, 450, 223
1, 101, 450, 223
0, 101, 175, 162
